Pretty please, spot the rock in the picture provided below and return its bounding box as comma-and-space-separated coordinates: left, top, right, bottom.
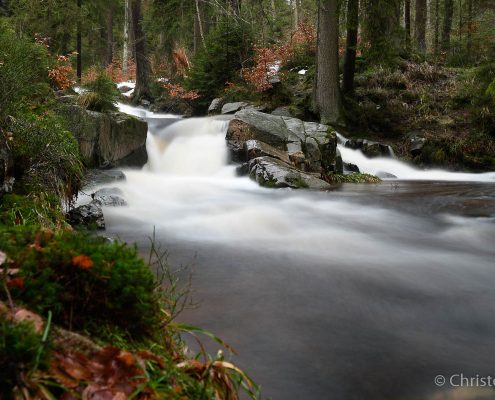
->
335, 149, 344, 174
208, 98, 225, 115
92, 187, 127, 207
410, 136, 426, 157
227, 110, 340, 175
376, 171, 397, 179
62, 105, 148, 168
228, 110, 290, 148
0, 136, 14, 196
86, 170, 126, 186
118, 85, 133, 94
248, 156, 332, 190
245, 140, 291, 164
221, 102, 249, 114
67, 201, 105, 229
271, 107, 292, 117
345, 138, 394, 158
226, 140, 246, 163
140, 99, 151, 107
304, 137, 322, 171
344, 162, 360, 173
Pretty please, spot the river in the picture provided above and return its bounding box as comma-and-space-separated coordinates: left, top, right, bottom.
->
92, 104, 495, 400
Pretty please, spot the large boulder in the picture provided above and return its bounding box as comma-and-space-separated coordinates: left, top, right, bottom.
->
221, 102, 250, 115
245, 140, 291, 164
208, 98, 225, 115
247, 156, 332, 190
62, 105, 148, 168
227, 110, 342, 176
67, 201, 105, 230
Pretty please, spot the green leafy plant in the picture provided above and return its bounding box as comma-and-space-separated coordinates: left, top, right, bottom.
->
8, 112, 83, 201
79, 71, 119, 112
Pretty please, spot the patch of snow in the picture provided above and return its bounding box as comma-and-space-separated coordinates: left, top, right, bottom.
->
298, 69, 307, 75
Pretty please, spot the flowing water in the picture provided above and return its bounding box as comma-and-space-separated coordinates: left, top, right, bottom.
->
95, 104, 495, 399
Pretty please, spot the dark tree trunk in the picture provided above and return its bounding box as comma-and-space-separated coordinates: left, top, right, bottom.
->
405, 0, 411, 46
466, 0, 473, 57
434, 0, 440, 54
76, 0, 82, 82
343, 0, 359, 94
314, 0, 342, 125
105, 8, 114, 66
458, 0, 463, 40
131, 0, 150, 101
414, 0, 427, 52
441, 0, 454, 51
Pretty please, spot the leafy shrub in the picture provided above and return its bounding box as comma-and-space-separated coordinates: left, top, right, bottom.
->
0, 318, 48, 396
8, 112, 83, 200
0, 227, 162, 339
186, 21, 253, 110
79, 70, 119, 112
0, 23, 52, 121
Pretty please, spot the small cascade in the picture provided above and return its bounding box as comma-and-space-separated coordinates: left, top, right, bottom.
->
336, 132, 495, 182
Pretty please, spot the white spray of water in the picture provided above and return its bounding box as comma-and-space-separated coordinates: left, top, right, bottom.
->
336, 133, 495, 182
96, 106, 495, 266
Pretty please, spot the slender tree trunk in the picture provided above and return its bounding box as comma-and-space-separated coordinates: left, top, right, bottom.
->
271, 0, 276, 19
466, 0, 473, 58
441, 0, 454, 51
76, 0, 82, 82
195, 0, 206, 50
458, 0, 462, 40
123, 0, 130, 75
414, 0, 427, 52
131, 0, 150, 100
434, 0, 439, 54
231, 0, 240, 16
405, 0, 411, 46
292, 0, 299, 29
343, 0, 359, 93
105, 8, 114, 66
314, 0, 342, 125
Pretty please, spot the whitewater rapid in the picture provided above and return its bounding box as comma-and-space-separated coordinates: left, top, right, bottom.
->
93, 105, 495, 400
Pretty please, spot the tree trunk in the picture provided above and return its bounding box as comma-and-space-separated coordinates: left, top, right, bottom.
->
434, 0, 439, 54
458, 0, 462, 40
76, 0, 82, 83
441, 0, 454, 51
123, 0, 130, 75
343, 0, 359, 93
314, 0, 342, 125
466, 0, 473, 57
405, 0, 411, 46
414, 0, 427, 52
195, 0, 206, 50
231, 0, 240, 16
131, 0, 150, 100
105, 8, 114, 67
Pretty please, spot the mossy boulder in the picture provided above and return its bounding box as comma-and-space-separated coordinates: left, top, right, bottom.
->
62, 105, 148, 168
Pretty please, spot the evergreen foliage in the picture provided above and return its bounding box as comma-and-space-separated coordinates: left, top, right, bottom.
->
186, 21, 253, 109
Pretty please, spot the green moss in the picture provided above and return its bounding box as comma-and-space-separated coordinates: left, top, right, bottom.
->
0, 226, 161, 341
328, 173, 381, 184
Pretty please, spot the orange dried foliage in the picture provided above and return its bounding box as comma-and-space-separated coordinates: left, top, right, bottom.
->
163, 83, 200, 100
52, 346, 154, 399
7, 277, 24, 290
71, 255, 93, 270
172, 48, 190, 77
105, 57, 137, 83
48, 53, 77, 90
242, 21, 316, 92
